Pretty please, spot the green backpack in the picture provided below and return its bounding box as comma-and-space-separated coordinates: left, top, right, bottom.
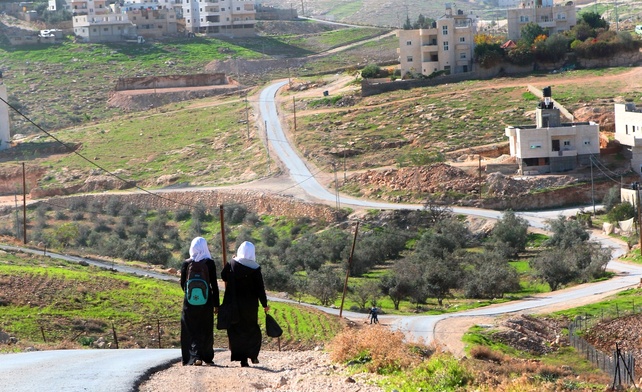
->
185, 260, 210, 306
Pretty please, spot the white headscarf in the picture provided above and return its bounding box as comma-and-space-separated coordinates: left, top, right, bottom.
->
233, 241, 259, 269
189, 237, 212, 262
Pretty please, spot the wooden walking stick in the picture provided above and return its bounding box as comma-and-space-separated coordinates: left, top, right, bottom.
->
219, 205, 227, 267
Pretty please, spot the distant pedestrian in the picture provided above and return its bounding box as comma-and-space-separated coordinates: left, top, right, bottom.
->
180, 237, 219, 366
369, 306, 379, 324
221, 241, 269, 367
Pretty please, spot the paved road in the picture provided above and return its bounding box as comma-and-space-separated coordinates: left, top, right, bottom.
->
258, 80, 642, 342
0, 349, 180, 392
1, 81, 639, 391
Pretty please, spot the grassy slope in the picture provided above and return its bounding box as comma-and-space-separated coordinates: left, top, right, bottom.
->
0, 250, 344, 352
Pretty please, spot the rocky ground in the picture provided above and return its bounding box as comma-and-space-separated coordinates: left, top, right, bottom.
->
138, 349, 384, 392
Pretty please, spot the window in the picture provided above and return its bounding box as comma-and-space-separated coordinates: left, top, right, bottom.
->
459, 52, 466, 59
443, 41, 449, 50
530, 142, 542, 149
520, 15, 529, 22
557, 12, 566, 20
442, 26, 448, 35
459, 37, 465, 42
563, 140, 571, 148
407, 56, 413, 62
406, 40, 412, 46
236, 7, 240, 10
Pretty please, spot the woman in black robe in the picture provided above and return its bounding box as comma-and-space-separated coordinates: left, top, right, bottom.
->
221, 241, 269, 367
180, 237, 220, 366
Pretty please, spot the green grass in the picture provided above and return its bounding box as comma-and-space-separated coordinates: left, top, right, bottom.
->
30, 99, 269, 189
552, 288, 642, 321
0, 251, 344, 351
378, 353, 473, 392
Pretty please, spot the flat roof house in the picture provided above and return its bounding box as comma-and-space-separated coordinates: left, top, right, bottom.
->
614, 102, 642, 177
183, 0, 256, 37
506, 0, 576, 41
505, 87, 599, 174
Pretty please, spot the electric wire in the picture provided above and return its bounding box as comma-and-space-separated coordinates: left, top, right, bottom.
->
0, 95, 197, 210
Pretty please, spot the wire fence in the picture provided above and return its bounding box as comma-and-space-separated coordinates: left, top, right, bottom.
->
29, 315, 182, 350
568, 312, 638, 388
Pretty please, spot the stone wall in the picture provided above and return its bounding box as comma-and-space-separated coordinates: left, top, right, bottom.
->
363, 49, 642, 97
114, 73, 227, 91
578, 50, 642, 69
43, 189, 345, 223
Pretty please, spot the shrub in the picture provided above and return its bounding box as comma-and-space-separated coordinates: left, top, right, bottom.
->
329, 325, 419, 373
606, 201, 634, 223
470, 345, 503, 363
361, 64, 382, 78
174, 208, 190, 221
602, 186, 620, 212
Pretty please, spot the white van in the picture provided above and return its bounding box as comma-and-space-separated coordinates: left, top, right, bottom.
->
635, 25, 642, 35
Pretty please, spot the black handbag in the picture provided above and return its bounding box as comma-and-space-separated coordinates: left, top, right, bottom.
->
216, 302, 232, 330
265, 313, 283, 338
217, 269, 239, 330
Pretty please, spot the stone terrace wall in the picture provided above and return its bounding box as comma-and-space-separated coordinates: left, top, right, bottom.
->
114, 73, 227, 91
44, 189, 344, 222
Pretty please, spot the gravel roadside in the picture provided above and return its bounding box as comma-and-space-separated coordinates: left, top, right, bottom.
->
138, 349, 384, 392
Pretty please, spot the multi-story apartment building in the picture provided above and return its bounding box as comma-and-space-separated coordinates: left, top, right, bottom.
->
506, 0, 576, 41
121, 1, 178, 38
0, 73, 11, 151
72, 0, 137, 42
182, 0, 256, 37
614, 102, 642, 177
505, 87, 599, 174
397, 4, 475, 77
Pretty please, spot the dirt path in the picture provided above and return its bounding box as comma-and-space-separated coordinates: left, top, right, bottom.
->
138, 349, 383, 392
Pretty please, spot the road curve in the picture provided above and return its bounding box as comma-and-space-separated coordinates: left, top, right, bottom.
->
258, 80, 642, 344
0, 81, 639, 391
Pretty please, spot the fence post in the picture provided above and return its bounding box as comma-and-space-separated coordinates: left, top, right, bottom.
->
112, 323, 119, 349
40, 326, 47, 343
157, 319, 162, 349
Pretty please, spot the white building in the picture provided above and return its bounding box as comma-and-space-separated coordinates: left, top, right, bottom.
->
182, 0, 256, 37
121, 1, 179, 38
397, 4, 476, 77
0, 73, 11, 151
506, 0, 576, 41
614, 102, 642, 177
505, 87, 600, 174
72, 0, 137, 42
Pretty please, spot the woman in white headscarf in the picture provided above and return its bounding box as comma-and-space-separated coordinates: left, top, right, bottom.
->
180, 237, 219, 366
221, 241, 269, 367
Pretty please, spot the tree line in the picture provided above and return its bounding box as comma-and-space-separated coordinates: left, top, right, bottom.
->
10, 196, 612, 312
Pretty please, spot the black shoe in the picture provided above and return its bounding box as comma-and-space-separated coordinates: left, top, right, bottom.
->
251, 357, 259, 364
241, 360, 249, 367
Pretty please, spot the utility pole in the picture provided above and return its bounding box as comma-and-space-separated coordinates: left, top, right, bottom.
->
22, 163, 26, 244
293, 96, 297, 133
333, 162, 340, 210
265, 120, 270, 174
590, 157, 596, 216
245, 97, 250, 139
635, 185, 642, 256
339, 222, 359, 318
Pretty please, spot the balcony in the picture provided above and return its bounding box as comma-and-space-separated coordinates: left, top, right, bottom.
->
538, 21, 556, 28
550, 149, 577, 158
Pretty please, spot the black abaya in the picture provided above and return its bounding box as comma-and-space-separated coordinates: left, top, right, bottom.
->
180, 258, 219, 365
221, 260, 268, 363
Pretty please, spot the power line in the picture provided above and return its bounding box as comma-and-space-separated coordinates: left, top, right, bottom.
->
0, 95, 202, 210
